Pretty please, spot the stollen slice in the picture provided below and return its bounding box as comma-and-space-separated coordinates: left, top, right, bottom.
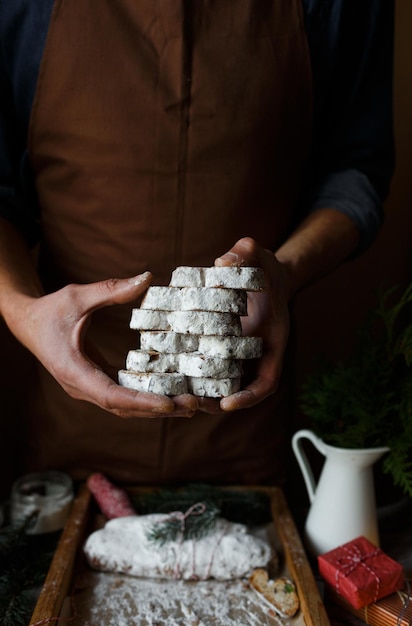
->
118, 371, 188, 395
126, 350, 179, 373
198, 335, 263, 359
178, 352, 243, 378
180, 287, 247, 315
249, 569, 300, 617
167, 311, 242, 336
129, 309, 170, 330
140, 331, 199, 353
187, 377, 241, 398
205, 266, 265, 291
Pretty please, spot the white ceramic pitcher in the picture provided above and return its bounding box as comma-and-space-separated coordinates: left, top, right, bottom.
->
292, 429, 389, 556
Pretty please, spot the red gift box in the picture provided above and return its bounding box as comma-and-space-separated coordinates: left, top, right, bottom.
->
318, 536, 405, 609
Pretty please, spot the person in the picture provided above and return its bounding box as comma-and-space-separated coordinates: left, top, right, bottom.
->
0, 1, 394, 487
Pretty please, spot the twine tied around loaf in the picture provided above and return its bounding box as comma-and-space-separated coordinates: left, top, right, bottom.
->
147, 501, 225, 579
168, 502, 207, 535
148, 500, 212, 545
166, 502, 231, 581
335, 543, 382, 603
165, 502, 207, 579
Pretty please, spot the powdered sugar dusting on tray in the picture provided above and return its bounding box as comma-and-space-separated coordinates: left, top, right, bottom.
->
70, 571, 304, 626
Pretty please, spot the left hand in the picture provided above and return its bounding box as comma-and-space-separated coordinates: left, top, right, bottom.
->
197, 237, 292, 414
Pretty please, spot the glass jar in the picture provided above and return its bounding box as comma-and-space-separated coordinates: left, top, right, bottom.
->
10, 471, 73, 534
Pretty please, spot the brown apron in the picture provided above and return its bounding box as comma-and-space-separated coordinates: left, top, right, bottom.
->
26, 0, 312, 486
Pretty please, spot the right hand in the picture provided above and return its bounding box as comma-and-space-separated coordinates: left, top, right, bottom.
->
6, 272, 199, 419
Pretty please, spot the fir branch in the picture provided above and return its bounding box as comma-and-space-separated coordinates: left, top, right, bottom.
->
131, 484, 271, 527
0, 512, 38, 564
0, 518, 58, 626
146, 501, 220, 545
300, 282, 412, 497
0, 573, 44, 626
0, 588, 39, 626
383, 442, 412, 496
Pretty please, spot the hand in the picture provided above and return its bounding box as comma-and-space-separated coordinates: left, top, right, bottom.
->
197, 237, 292, 414
7, 273, 199, 419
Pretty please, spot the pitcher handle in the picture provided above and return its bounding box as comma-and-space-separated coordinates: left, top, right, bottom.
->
291, 429, 327, 504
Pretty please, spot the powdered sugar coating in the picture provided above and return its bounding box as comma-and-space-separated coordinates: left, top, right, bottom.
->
167, 311, 242, 336
139, 331, 199, 353
178, 353, 243, 378
205, 267, 265, 291
170, 266, 205, 287
198, 335, 263, 359
129, 309, 170, 330
126, 350, 179, 373
170, 266, 266, 291
84, 514, 271, 581
187, 377, 241, 398
141, 286, 182, 310
118, 371, 188, 395
180, 287, 247, 315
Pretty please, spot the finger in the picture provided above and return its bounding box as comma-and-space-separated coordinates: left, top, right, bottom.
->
219, 378, 275, 412
74, 271, 153, 315
214, 237, 260, 267
63, 354, 202, 418
172, 394, 199, 413
113, 406, 197, 419
219, 346, 282, 412
112, 394, 199, 419
62, 363, 177, 415
220, 389, 258, 411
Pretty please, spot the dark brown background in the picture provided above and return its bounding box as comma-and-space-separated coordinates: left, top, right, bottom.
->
0, 3, 410, 499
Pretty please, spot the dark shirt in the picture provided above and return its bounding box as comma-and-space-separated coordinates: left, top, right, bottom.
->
0, 0, 395, 252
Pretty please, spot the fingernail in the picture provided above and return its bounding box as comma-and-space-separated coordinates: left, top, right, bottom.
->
129, 271, 152, 285
215, 252, 239, 266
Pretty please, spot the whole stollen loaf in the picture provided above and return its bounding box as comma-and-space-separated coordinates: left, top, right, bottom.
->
83, 514, 272, 581
118, 265, 265, 397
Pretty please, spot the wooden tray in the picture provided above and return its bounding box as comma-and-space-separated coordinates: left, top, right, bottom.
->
29, 484, 330, 626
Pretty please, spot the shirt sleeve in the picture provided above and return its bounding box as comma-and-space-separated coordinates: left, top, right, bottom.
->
0, 0, 53, 246
0, 48, 22, 227
301, 0, 395, 254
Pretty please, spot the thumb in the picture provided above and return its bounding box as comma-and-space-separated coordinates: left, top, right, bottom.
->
215, 250, 241, 267
214, 237, 260, 267
77, 271, 153, 314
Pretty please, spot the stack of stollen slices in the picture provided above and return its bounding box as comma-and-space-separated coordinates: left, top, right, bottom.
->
118, 266, 265, 397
